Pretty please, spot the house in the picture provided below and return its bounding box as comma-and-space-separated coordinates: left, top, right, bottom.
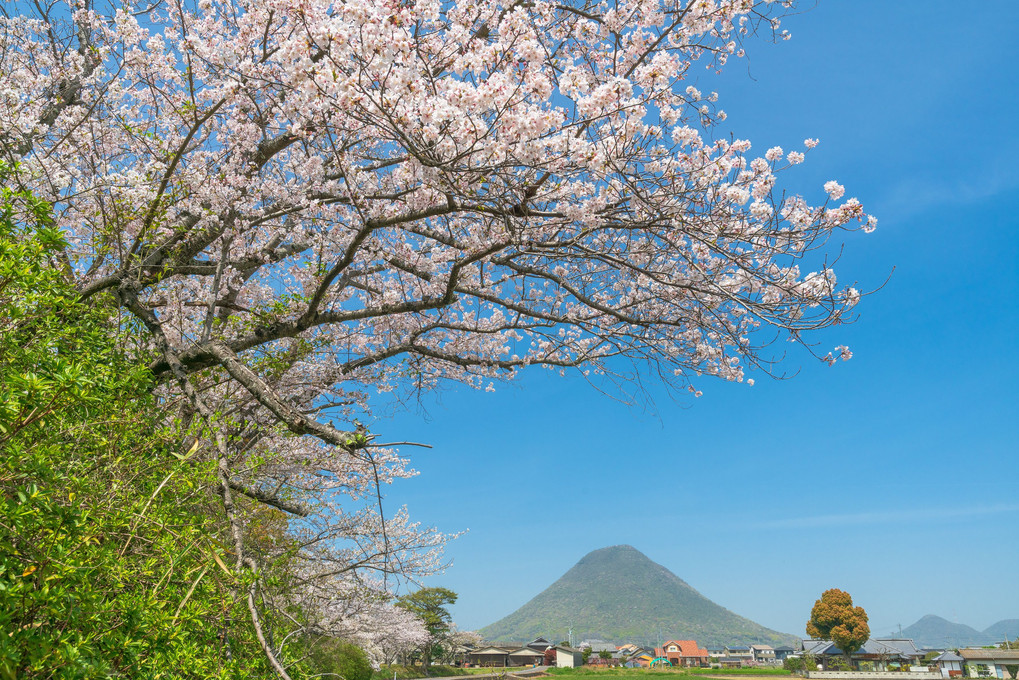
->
467, 646, 513, 667
527, 637, 553, 652
554, 646, 584, 668
799, 638, 925, 671
725, 646, 754, 666
958, 648, 1019, 679
774, 646, 797, 662
508, 647, 545, 667
657, 640, 710, 667
751, 645, 777, 665
624, 652, 655, 668
932, 651, 964, 678
578, 640, 617, 653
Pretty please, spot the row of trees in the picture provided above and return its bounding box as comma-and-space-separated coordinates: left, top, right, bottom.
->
1, 0, 874, 674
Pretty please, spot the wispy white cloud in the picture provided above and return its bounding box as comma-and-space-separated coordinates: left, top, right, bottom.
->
753, 503, 1019, 529
878, 159, 1019, 221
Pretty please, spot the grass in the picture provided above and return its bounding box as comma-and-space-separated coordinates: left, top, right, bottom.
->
687, 669, 792, 676
547, 668, 792, 679
373, 665, 469, 680
548, 670, 691, 678
373, 665, 538, 680
374, 664, 793, 680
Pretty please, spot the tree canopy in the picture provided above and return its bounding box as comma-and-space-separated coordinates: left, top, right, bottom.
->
807, 588, 870, 663
397, 587, 459, 666
2, 0, 874, 674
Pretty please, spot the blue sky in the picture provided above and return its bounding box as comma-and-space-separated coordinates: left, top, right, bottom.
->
376, 1, 1019, 639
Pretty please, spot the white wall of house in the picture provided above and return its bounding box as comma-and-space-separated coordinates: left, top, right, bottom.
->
939, 663, 962, 680
965, 663, 1004, 679
556, 649, 582, 668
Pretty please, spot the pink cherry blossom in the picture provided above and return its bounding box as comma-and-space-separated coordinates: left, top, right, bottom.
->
1, 0, 876, 673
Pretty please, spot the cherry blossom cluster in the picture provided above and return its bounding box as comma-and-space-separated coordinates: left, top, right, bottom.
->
1, 0, 873, 668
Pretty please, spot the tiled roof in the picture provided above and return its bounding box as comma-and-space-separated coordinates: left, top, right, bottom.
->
860, 639, 923, 657
959, 649, 1019, 661
799, 638, 924, 658
661, 640, 709, 657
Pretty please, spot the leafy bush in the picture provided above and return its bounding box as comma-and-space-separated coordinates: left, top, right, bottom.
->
306, 638, 373, 680
0, 167, 279, 677
784, 657, 805, 672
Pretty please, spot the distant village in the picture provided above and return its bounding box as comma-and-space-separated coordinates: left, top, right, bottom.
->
455, 635, 1019, 679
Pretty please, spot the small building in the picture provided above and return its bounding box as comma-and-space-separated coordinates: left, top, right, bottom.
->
467, 646, 513, 667
959, 648, 1019, 679
726, 646, 754, 666
527, 637, 553, 652
508, 647, 545, 667
625, 652, 655, 668
775, 646, 797, 662
578, 640, 617, 653
751, 645, 777, 665
657, 640, 710, 667
933, 651, 964, 678
555, 646, 584, 668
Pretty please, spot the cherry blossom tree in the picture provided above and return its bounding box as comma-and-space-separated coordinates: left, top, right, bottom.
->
1, 0, 874, 675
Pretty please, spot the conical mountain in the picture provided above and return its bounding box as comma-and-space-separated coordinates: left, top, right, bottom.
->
479, 545, 796, 646
898, 615, 992, 647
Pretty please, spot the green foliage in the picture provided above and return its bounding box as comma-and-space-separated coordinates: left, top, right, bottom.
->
687, 669, 792, 676
305, 638, 373, 680
372, 664, 467, 680
0, 168, 284, 678
397, 587, 458, 667
396, 587, 458, 636
783, 654, 816, 674
826, 657, 852, 671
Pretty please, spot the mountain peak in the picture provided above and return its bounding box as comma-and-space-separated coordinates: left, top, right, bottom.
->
479, 545, 795, 646
899, 614, 991, 647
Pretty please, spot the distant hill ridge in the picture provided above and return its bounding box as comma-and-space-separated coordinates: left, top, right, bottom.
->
894, 615, 1019, 648
478, 545, 797, 647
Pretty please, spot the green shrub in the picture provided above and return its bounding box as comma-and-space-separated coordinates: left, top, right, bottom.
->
0, 165, 279, 678
306, 638, 373, 680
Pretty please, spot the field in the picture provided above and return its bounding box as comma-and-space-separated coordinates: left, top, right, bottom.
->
547, 668, 792, 679
374, 665, 497, 680
373, 665, 794, 680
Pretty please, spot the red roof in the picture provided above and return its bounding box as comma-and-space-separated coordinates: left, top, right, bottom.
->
661, 640, 709, 658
